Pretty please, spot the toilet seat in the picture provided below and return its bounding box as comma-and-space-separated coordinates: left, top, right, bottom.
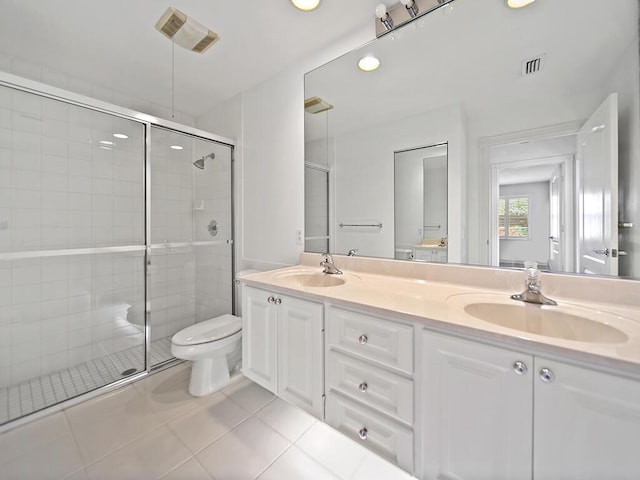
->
171, 314, 241, 347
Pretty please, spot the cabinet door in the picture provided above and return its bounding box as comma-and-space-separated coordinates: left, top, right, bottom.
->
534, 359, 640, 479
242, 286, 278, 392
421, 330, 533, 480
277, 295, 324, 418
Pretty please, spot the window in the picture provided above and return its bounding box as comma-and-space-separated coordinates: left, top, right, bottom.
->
498, 196, 529, 239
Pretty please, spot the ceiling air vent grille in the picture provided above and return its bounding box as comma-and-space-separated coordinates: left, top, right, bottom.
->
521, 54, 545, 76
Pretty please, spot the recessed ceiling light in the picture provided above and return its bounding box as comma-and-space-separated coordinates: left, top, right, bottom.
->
99, 146, 112, 150
113, 133, 128, 139
291, 0, 320, 11
506, 0, 535, 8
99, 140, 114, 145
170, 145, 184, 150
358, 55, 381, 72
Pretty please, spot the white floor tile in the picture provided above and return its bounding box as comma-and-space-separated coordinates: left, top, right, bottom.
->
296, 422, 370, 480
257, 445, 340, 480
223, 376, 276, 413
65, 385, 162, 464
160, 458, 213, 480
0, 411, 70, 465
2, 432, 83, 480
196, 417, 290, 479
85, 425, 191, 480
255, 397, 317, 442
352, 452, 417, 480
168, 392, 251, 454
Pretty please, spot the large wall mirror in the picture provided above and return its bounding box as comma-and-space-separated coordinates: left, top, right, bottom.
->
304, 0, 640, 279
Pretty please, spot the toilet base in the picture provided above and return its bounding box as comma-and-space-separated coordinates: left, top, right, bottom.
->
189, 357, 230, 397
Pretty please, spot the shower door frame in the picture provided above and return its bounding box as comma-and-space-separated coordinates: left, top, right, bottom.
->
0, 71, 236, 429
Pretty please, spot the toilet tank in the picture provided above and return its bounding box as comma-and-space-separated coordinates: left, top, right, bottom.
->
234, 269, 261, 317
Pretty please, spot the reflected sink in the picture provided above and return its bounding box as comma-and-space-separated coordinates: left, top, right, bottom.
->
274, 271, 357, 288
447, 294, 628, 344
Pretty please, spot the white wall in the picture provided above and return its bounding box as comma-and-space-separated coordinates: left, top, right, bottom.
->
499, 182, 550, 266
196, 28, 374, 271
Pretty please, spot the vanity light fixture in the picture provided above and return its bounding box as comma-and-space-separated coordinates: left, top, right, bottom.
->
358, 55, 381, 72
170, 145, 184, 150
400, 0, 419, 18
506, 0, 535, 8
113, 133, 128, 139
291, 0, 321, 11
376, 4, 394, 31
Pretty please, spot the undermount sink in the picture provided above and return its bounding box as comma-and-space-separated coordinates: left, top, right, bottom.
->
447, 294, 628, 344
274, 271, 357, 288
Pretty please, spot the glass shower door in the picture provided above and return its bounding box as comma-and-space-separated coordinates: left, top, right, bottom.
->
148, 127, 233, 367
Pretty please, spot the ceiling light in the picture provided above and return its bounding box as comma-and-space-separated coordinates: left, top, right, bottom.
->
291, 0, 320, 11
99, 140, 114, 145
358, 56, 381, 72
113, 133, 128, 139
506, 0, 535, 8
170, 145, 183, 150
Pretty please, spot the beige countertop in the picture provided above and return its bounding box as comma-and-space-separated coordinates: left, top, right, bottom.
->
241, 262, 640, 378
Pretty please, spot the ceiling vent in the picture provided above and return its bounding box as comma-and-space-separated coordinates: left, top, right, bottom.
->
155, 7, 219, 54
521, 54, 545, 76
304, 97, 334, 114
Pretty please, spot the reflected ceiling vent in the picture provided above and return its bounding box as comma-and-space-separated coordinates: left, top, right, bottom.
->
304, 96, 334, 114
155, 7, 219, 54
521, 54, 545, 76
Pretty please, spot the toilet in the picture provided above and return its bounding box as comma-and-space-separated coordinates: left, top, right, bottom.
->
170, 269, 259, 397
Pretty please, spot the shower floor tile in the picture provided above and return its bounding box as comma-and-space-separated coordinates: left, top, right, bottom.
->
0, 336, 174, 426
0, 367, 417, 479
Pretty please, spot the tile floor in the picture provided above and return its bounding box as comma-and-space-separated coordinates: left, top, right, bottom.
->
0, 363, 417, 479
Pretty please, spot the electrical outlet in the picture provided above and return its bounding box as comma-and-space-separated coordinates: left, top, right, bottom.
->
296, 228, 304, 245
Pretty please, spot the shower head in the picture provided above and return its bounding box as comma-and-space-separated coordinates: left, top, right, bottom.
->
193, 152, 215, 169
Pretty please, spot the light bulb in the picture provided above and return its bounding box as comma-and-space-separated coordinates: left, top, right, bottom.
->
358, 56, 381, 72
375, 4, 387, 19
400, 0, 418, 17
506, 0, 535, 8
291, 0, 320, 11
400, 0, 413, 6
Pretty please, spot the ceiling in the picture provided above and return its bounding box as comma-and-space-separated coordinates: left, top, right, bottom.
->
0, 0, 382, 117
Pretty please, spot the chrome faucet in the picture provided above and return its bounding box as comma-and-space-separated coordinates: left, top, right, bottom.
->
511, 266, 557, 305
320, 253, 343, 275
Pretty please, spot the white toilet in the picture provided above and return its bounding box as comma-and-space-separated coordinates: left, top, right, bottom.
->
170, 269, 259, 397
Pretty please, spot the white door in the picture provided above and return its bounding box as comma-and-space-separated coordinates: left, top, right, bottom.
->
548, 164, 563, 271
277, 295, 324, 418
421, 331, 533, 480
534, 358, 640, 479
577, 93, 618, 275
241, 286, 278, 392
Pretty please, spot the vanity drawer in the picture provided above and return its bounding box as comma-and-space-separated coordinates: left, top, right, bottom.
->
327, 351, 413, 424
326, 391, 414, 473
327, 307, 413, 374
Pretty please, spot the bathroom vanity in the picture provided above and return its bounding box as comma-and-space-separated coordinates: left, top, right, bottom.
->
240, 253, 640, 479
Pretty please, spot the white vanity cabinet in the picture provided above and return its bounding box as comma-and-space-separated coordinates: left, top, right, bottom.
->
325, 306, 415, 472
421, 330, 640, 480
242, 285, 324, 418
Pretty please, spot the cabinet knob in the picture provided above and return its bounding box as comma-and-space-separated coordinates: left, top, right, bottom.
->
539, 367, 555, 383
513, 361, 528, 375
274, 298, 282, 305
358, 334, 368, 345
358, 428, 368, 440
267, 296, 275, 303
358, 382, 368, 393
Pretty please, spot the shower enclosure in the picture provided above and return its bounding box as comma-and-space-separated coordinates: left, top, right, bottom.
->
0, 74, 234, 426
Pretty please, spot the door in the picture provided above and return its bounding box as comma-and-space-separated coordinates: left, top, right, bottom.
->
549, 164, 563, 271
534, 359, 640, 479
277, 295, 324, 418
241, 286, 278, 391
421, 331, 533, 480
577, 93, 618, 275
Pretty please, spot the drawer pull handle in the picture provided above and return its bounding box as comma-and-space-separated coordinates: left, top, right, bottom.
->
358, 334, 368, 345
358, 382, 368, 393
274, 297, 282, 305
539, 367, 555, 383
358, 428, 368, 440
513, 361, 528, 375
267, 296, 275, 303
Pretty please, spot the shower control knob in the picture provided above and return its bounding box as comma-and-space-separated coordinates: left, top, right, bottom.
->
267, 296, 275, 303
358, 428, 368, 440
358, 334, 368, 345
274, 298, 282, 305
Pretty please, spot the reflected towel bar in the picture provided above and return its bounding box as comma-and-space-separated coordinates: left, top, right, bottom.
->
339, 223, 383, 228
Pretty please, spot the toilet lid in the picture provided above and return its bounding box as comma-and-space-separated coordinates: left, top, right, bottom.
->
172, 314, 241, 346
